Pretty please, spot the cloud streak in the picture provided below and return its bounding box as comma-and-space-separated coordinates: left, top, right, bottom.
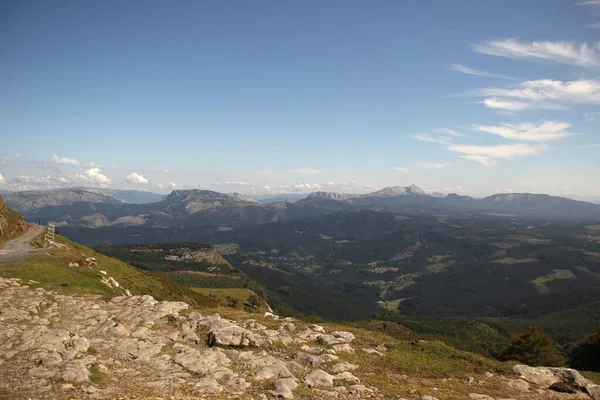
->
424, 161, 452, 169
472, 120, 574, 142
448, 143, 548, 166
472, 39, 600, 67
449, 63, 517, 80
290, 168, 321, 175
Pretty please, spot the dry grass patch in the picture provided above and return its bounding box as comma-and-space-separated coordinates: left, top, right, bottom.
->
493, 257, 537, 264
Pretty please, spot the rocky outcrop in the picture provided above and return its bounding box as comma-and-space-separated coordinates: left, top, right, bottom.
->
0, 277, 377, 400
513, 365, 600, 399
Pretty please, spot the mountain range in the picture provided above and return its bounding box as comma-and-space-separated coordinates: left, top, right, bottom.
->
4, 185, 600, 234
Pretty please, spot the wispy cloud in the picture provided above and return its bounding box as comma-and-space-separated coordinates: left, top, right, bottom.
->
448, 143, 548, 166
471, 120, 574, 142
289, 168, 321, 175
583, 111, 600, 120
215, 181, 251, 186
424, 161, 452, 169
481, 98, 531, 111
52, 154, 80, 166
472, 39, 600, 67
433, 128, 464, 137
475, 79, 600, 111
394, 167, 409, 172
449, 63, 517, 80
412, 133, 452, 144
579, 1, 600, 28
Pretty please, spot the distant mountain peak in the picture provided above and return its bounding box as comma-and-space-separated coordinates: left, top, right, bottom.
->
228, 193, 259, 204
307, 191, 358, 201
367, 184, 426, 197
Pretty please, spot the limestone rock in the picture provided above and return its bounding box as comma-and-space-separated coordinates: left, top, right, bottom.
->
270, 378, 298, 399
304, 369, 335, 388
348, 385, 374, 396
62, 360, 89, 382
331, 362, 358, 373
332, 343, 355, 353
512, 365, 557, 386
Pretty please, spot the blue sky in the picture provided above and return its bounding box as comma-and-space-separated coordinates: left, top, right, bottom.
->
1, 0, 599, 197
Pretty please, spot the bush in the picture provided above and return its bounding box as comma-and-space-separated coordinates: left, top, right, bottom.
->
500, 326, 565, 366
569, 329, 600, 372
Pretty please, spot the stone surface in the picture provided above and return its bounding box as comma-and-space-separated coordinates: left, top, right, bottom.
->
304, 369, 335, 388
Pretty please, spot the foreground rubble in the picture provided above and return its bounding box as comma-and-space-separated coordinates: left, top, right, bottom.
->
0, 277, 376, 399
0, 276, 599, 400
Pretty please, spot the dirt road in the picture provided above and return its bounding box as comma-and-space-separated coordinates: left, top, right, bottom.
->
0, 226, 44, 262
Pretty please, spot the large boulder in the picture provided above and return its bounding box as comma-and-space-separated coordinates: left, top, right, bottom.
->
512, 365, 600, 399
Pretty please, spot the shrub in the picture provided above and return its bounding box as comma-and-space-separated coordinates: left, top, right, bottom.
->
569, 329, 600, 372
500, 326, 565, 366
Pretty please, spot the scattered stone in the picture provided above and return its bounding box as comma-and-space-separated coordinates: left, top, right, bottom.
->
270, 378, 298, 399
331, 362, 359, 373
362, 348, 385, 356
62, 360, 89, 382
348, 385, 374, 396
468, 394, 493, 400
332, 343, 355, 354
264, 312, 280, 321
304, 369, 335, 388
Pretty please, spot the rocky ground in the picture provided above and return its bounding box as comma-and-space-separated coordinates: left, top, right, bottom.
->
0, 277, 599, 400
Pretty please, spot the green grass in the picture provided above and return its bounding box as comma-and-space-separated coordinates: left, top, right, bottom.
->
532, 269, 576, 286
190, 287, 268, 312
89, 365, 109, 386
0, 197, 26, 247
0, 234, 218, 309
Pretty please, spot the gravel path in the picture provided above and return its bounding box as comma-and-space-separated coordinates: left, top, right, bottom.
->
0, 226, 44, 262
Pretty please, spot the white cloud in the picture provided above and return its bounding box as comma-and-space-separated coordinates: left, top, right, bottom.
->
471, 120, 574, 142
472, 39, 600, 67
503, 188, 514, 193
289, 168, 321, 175
448, 143, 548, 165
424, 161, 452, 169
57, 177, 70, 184
216, 181, 250, 186
477, 80, 600, 111
434, 128, 464, 137
395, 167, 409, 172
75, 168, 112, 187
482, 98, 531, 111
449, 63, 517, 80
157, 182, 182, 191
293, 183, 323, 190
459, 155, 497, 166
52, 155, 81, 166
412, 133, 452, 144
0, 174, 4, 184
124, 172, 149, 185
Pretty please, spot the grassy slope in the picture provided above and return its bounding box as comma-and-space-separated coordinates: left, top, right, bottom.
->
0, 233, 598, 398
0, 195, 27, 247
0, 234, 218, 309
